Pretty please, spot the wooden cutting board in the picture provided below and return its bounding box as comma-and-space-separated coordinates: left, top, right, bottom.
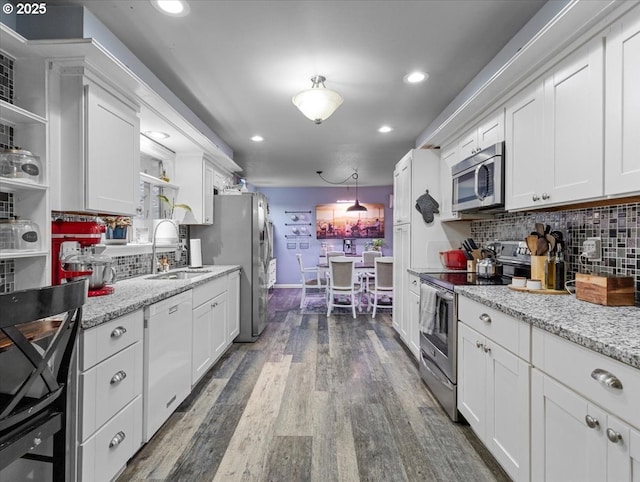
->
508, 285, 568, 295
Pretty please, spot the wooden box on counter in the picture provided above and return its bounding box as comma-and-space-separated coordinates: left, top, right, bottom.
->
575, 273, 635, 306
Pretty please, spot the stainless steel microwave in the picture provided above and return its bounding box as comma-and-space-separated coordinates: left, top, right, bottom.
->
451, 142, 504, 212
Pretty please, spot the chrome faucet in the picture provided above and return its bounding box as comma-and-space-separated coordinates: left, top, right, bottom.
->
151, 219, 180, 273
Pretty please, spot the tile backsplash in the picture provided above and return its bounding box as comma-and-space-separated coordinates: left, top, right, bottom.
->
471, 201, 640, 304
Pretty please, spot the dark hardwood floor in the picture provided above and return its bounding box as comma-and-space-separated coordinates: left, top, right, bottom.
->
117, 288, 510, 481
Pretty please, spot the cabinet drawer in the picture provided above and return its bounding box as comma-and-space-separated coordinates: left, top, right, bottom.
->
533, 327, 640, 430
80, 310, 143, 370
458, 296, 530, 360
408, 273, 420, 295
80, 396, 143, 482
79, 341, 143, 442
193, 276, 227, 308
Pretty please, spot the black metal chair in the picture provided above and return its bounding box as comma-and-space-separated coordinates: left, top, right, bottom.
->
0, 279, 87, 480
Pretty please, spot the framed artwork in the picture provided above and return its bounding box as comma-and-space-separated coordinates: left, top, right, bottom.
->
315, 203, 384, 239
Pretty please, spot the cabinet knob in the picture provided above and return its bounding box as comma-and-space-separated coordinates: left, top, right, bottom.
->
412, 280, 417, 285
483, 345, 491, 354
541, 193, 550, 200
591, 368, 623, 390
532, 194, 540, 202
479, 313, 492, 323
585, 415, 599, 429
110, 326, 127, 338
110, 370, 127, 385
476, 341, 484, 349
109, 431, 126, 448
606, 428, 622, 444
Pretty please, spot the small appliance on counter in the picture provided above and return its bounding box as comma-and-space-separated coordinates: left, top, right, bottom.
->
51, 219, 116, 296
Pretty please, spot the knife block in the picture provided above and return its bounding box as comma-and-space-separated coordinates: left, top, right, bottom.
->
530, 256, 547, 288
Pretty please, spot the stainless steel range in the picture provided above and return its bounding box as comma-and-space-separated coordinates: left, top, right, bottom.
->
418, 240, 531, 421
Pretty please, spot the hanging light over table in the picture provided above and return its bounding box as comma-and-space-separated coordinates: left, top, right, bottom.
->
346, 172, 367, 212
292, 75, 343, 124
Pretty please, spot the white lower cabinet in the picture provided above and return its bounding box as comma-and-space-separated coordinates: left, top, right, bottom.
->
457, 297, 530, 481
407, 273, 421, 359
76, 310, 144, 482
532, 327, 640, 482
191, 270, 241, 387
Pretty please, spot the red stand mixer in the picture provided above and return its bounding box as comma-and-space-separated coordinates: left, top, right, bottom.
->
52, 220, 116, 297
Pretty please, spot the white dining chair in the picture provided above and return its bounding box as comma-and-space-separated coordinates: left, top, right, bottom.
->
367, 256, 393, 318
326, 257, 360, 319
296, 253, 325, 309
359, 250, 382, 294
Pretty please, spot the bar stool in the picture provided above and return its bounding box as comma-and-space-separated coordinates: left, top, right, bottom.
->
0, 279, 87, 480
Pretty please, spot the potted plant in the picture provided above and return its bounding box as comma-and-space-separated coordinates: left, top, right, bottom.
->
372, 238, 385, 252
158, 195, 192, 220
103, 216, 132, 244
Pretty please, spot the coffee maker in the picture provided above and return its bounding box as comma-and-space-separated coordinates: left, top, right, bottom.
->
51, 220, 115, 297
343, 238, 356, 255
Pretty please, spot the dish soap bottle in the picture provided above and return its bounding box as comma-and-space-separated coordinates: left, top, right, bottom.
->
544, 250, 555, 290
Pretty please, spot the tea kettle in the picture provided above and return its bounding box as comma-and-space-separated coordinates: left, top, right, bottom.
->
476, 250, 503, 278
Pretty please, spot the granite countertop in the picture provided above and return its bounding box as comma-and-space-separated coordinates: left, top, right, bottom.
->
82, 265, 240, 329
456, 285, 640, 369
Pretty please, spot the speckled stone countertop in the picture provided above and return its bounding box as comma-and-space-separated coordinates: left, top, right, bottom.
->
456, 285, 640, 369
81, 265, 240, 329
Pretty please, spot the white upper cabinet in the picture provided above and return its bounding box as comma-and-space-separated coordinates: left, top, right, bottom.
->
393, 152, 411, 225
506, 35, 604, 210
457, 110, 504, 160
605, 4, 640, 197
173, 153, 215, 224
52, 67, 140, 215
439, 143, 459, 221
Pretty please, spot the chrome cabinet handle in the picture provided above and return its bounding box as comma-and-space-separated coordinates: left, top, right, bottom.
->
483, 345, 491, 353
479, 313, 492, 323
110, 326, 127, 338
607, 428, 622, 444
169, 305, 179, 314
541, 193, 550, 200
476, 341, 484, 349
412, 279, 417, 285
532, 194, 540, 202
109, 431, 126, 448
585, 415, 599, 429
591, 369, 623, 389
110, 370, 127, 385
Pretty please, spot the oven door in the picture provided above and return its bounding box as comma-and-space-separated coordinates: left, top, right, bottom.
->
419, 287, 457, 383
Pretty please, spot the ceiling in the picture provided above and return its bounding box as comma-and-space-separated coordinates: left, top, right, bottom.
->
48, 0, 547, 187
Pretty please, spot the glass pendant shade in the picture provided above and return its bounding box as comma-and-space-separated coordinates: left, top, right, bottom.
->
292, 76, 343, 124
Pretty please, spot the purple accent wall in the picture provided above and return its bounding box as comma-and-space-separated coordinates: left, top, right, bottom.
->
258, 186, 393, 285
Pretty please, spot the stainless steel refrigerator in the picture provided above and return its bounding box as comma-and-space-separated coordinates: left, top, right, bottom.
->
192, 192, 272, 342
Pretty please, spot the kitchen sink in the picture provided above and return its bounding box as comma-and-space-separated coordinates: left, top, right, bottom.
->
146, 270, 212, 280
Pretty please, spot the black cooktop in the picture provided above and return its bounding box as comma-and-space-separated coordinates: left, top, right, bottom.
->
419, 271, 512, 291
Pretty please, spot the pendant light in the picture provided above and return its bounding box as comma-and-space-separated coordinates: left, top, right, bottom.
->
292, 75, 343, 124
346, 172, 367, 212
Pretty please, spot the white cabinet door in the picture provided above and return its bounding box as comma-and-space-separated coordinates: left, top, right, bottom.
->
407, 288, 420, 360
393, 153, 411, 225
477, 111, 504, 150
505, 80, 545, 211
203, 162, 214, 224
605, 5, 640, 196
85, 80, 140, 215
458, 129, 479, 160
192, 301, 213, 384
531, 369, 607, 482
486, 340, 530, 482
392, 224, 409, 337
211, 291, 228, 362
439, 144, 458, 221
227, 270, 240, 342
543, 36, 604, 206
457, 322, 486, 434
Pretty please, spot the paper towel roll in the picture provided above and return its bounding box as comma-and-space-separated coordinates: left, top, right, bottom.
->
189, 238, 203, 268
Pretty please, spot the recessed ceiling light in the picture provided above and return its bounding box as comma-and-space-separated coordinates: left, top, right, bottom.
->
251, 135, 264, 142
150, 0, 190, 17
378, 125, 393, 133
404, 71, 429, 84
144, 130, 170, 140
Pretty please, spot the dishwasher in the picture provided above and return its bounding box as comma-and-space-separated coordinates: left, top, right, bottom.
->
143, 290, 192, 442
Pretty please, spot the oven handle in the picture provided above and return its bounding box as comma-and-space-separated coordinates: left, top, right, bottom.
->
473, 159, 493, 201
421, 350, 454, 390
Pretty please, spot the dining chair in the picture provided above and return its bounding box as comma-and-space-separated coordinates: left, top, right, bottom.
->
296, 253, 325, 309
326, 257, 360, 319
0, 279, 88, 480
367, 256, 393, 318
359, 250, 382, 294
